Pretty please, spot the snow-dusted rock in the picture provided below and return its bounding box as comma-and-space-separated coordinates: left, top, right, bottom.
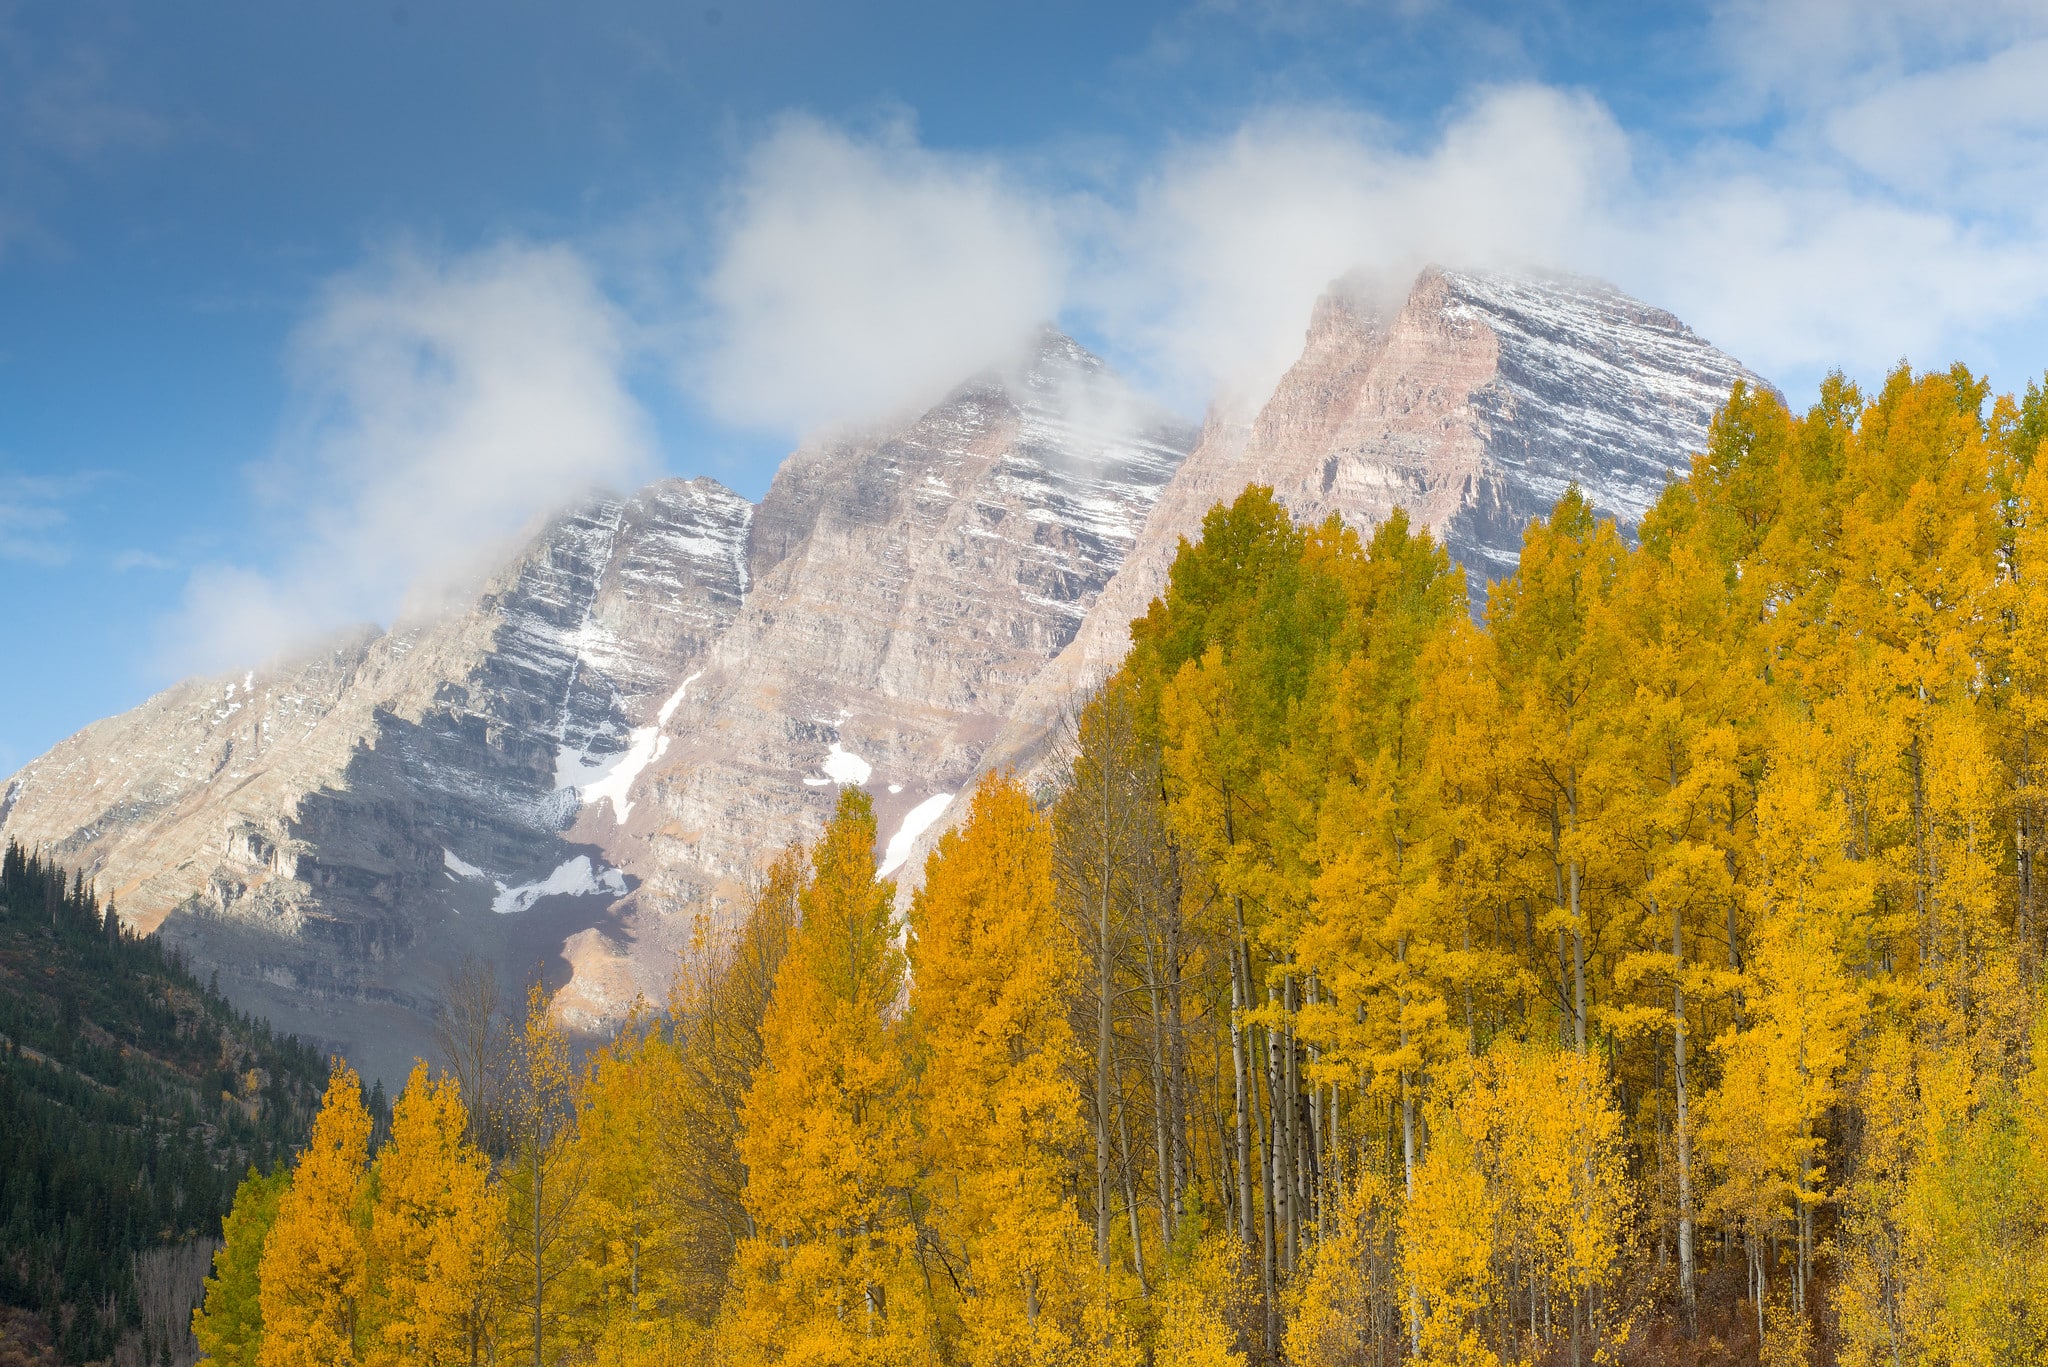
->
0, 477, 752, 1084
969, 267, 1765, 798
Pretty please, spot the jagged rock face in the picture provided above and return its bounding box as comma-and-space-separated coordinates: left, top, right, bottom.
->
1291, 268, 1761, 582
977, 267, 1765, 789
594, 335, 1193, 966
0, 478, 752, 1084
0, 339, 1190, 1083
1, 273, 1761, 1083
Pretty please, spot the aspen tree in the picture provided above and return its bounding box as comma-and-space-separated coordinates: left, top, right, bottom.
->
726, 786, 930, 1366
1458, 1038, 1629, 1367
1700, 736, 1869, 1337
1053, 675, 1152, 1279
655, 846, 803, 1324
1488, 490, 1629, 1055
258, 1061, 373, 1367
572, 1024, 710, 1366
1140, 500, 1308, 1113
1283, 1171, 1402, 1367
504, 980, 584, 1367
1993, 410, 2048, 964
367, 1062, 503, 1367
1835, 1025, 1921, 1367
912, 772, 1095, 1364
1400, 1113, 1498, 1366
1292, 511, 1466, 1235
1607, 460, 1772, 1332
193, 1164, 290, 1367
1156, 1232, 1254, 1367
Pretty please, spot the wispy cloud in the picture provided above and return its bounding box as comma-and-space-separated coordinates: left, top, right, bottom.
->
684, 3, 2048, 422
0, 470, 95, 565
0, 11, 176, 262
1081, 88, 1629, 409
688, 113, 1067, 436
161, 240, 654, 674
111, 548, 175, 573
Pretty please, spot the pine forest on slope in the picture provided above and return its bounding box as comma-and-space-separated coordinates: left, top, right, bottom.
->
0, 842, 326, 1366
188, 361, 2048, 1366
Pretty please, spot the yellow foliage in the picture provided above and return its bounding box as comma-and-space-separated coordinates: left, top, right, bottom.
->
365, 1062, 503, 1367
569, 1031, 669, 1350
501, 979, 587, 1367
1454, 1038, 1631, 1363
1402, 1123, 1498, 1366
911, 773, 1097, 1365
258, 1060, 372, 1367
1284, 1171, 1401, 1367
725, 785, 932, 1365
1156, 1231, 1252, 1367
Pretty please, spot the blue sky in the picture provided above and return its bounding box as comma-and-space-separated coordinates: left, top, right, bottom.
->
4, 0, 2047, 772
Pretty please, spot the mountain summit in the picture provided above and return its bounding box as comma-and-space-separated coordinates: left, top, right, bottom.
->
0, 272, 1760, 1083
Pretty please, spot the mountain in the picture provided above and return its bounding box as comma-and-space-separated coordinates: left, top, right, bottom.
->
0, 269, 1761, 1085
544, 333, 1193, 1033
1, 478, 754, 1087
956, 267, 1765, 815
0, 336, 1193, 1086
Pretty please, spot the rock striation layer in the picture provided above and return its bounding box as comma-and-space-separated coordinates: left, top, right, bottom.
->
974, 266, 1766, 790
1, 478, 753, 1084
2, 271, 1762, 1083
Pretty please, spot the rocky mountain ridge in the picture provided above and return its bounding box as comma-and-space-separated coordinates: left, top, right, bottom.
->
1, 269, 1764, 1085
967, 266, 1764, 794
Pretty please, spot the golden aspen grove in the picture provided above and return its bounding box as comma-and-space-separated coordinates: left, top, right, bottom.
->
196, 364, 2048, 1366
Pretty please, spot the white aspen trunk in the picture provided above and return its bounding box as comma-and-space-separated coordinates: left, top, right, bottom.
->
1115, 1077, 1151, 1295
1670, 894, 1697, 1334
1230, 914, 1255, 1252
1096, 870, 1113, 1267
1141, 934, 1176, 1249
1269, 983, 1294, 1277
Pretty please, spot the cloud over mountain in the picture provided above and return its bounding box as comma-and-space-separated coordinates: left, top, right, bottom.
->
689, 115, 1067, 436
163, 241, 652, 674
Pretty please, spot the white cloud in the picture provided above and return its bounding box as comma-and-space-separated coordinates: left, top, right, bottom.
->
1082, 48, 2048, 407
689, 114, 1067, 435
676, 9, 2048, 426
1712, 0, 2048, 107
1706, 0, 2048, 227
1084, 88, 1628, 408
163, 241, 652, 674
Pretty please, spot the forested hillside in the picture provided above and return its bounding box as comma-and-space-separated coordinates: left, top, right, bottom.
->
197, 362, 2048, 1366
0, 844, 325, 1365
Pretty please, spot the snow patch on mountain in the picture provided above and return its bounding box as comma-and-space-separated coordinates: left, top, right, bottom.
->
443, 848, 485, 880
879, 793, 953, 878
553, 669, 707, 822
822, 743, 872, 786
491, 855, 626, 915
